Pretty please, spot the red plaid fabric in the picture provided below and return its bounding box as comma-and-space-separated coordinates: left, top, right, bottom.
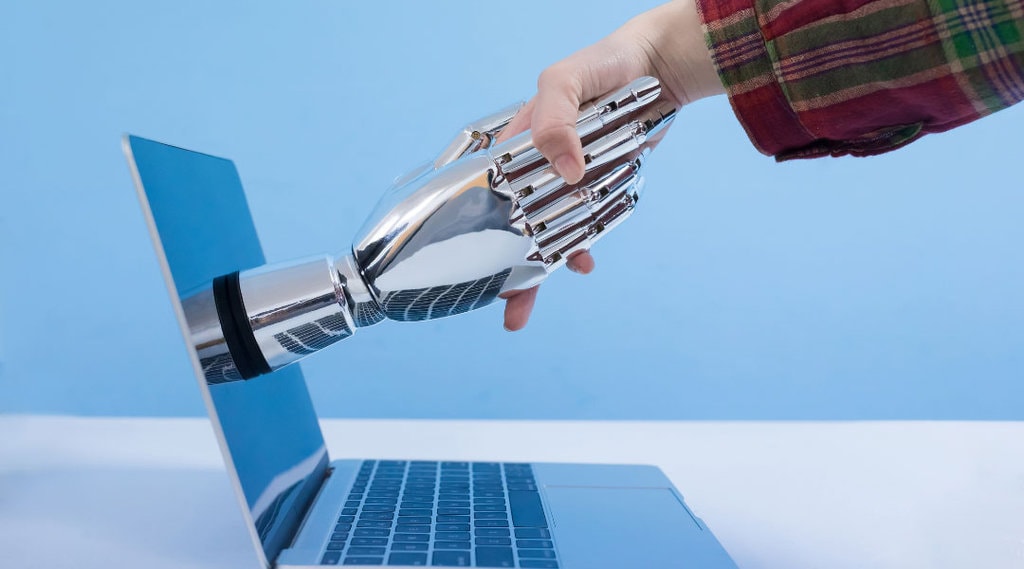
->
697, 0, 1024, 159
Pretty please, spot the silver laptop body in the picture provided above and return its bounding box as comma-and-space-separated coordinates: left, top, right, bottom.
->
124, 135, 737, 569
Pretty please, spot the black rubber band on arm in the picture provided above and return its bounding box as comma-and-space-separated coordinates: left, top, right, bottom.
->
212, 271, 271, 380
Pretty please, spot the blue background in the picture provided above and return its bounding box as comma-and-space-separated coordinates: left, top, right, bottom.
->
1, 0, 1021, 419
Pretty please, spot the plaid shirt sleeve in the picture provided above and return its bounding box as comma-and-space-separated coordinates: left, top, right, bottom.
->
696, 0, 1024, 160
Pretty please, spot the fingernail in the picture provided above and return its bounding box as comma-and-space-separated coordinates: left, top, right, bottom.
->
555, 155, 581, 184
567, 263, 580, 274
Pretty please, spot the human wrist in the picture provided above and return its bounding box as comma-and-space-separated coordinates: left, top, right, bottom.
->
618, 0, 725, 107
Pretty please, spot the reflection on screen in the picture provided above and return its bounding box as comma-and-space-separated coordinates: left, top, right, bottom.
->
128, 136, 328, 563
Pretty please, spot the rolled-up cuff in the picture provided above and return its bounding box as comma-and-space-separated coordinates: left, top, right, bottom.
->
696, 0, 818, 158
695, 0, 928, 160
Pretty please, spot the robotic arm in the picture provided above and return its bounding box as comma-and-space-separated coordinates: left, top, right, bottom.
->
183, 77, 677, 384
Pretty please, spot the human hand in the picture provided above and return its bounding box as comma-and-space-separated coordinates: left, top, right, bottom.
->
497, 0, 724, 331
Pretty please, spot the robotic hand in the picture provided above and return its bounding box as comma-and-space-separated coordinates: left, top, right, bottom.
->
184, 76, 677, 384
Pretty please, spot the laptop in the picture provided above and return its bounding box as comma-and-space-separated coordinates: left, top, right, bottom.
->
123, 134, 738, 569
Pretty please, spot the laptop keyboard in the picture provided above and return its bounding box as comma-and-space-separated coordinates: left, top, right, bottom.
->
320, 460, 558, 567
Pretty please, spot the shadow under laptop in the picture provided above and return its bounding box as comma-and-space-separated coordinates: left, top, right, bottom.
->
0, 466, 253, 568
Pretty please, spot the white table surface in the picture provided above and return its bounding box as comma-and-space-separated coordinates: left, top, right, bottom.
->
1, 416, 1022, 569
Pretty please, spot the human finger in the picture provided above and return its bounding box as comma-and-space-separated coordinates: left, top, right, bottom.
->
494, 97, 536, 144
530, 36, 645, 185
500, 286, 540, 331
566, 250, 595, 274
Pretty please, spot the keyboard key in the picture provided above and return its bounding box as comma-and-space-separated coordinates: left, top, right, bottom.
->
365, 498, 397, 505
342, 508, 359, 516
475, 520, 509, 527
399, 509, 432, 517
402, 495, 435, 503
473, 504, 506, 512
435, 532, 471, 541
475, 546, 514, 567
441, 462, 469, 469
388, 552, 428, 566
395, 524, 431, 533
400, 516, 432, 524
351, 537, 389, 546
348, 546, 387, 556
475, 528, 510, 537
326, 540, 345, 550
475, 491, 505, 498
437, 508, 470, 516
331, 531, 349, 541
354, 528, 390, 537
406, 477, 437, 484
391, 542, 428, 551
473, 512, 506, 520
473, 498, 505, 505
357, 520, 393, 528
394, 533, 429, 542
436, 515, 469, 523
475, 537, 511, 546
433, 541, 471, 550
431, 550, 471, 566
516, 540, 553, 549
508, 492, 547, 528
507, 484, 538, 492
363, 505, 396, 512
514, 528, 550, 539
345, 500, 362, 508
335, 522, 353, 532
518, 549, 556, 559
519, 561, 559, 569
438, 501, 469, 508
321, 550, 341, 565
435, 523, 470, 532
360, 512, 395, 521
344, 555, 384, 565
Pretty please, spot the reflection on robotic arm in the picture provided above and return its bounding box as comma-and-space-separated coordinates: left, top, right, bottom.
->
183, 77, 677, 384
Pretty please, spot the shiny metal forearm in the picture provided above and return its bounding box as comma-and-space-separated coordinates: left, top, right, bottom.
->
183, 77, 677, 384
184, 257, 355, 383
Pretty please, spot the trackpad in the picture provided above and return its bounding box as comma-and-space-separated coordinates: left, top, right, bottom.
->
546, 486, 731, 568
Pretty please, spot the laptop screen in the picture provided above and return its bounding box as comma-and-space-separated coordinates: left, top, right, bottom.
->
126, 136, 329, 565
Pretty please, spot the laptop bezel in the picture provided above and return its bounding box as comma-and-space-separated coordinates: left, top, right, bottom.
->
125, 135, 306, 568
